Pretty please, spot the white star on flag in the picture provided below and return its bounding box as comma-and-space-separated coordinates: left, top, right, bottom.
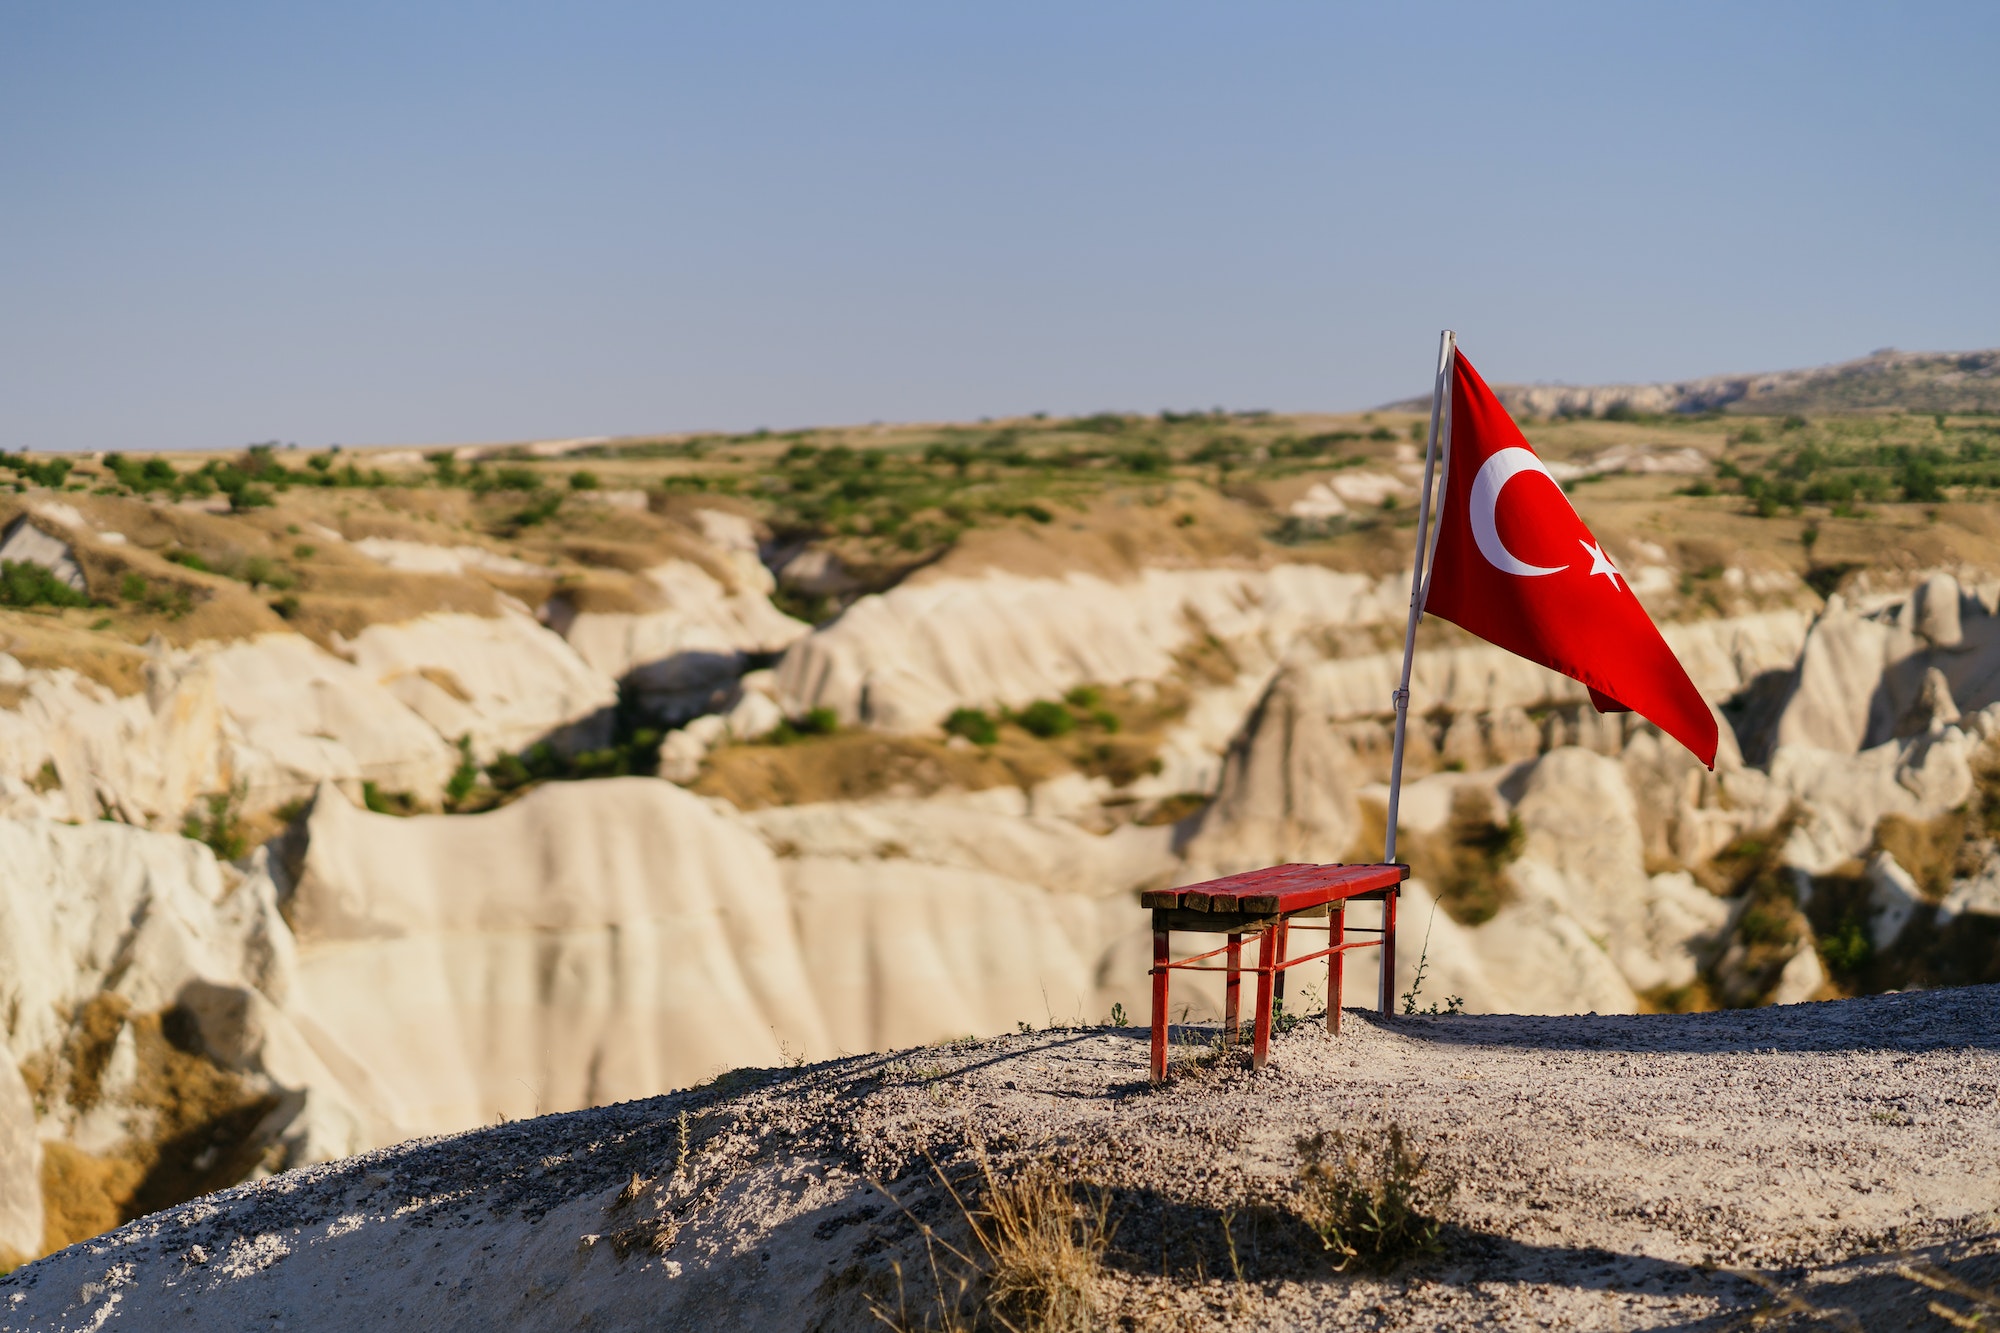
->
1580, 539, 1622, 589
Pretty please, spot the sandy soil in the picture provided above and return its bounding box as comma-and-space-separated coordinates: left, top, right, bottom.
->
5, 987, 1998, 1331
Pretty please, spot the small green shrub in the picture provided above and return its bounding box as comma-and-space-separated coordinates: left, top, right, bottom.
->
794, 707, 838, 736
118, 572, 193, 618
181, 784, 248, 861
1016, 700, 1075, 739
486, 745, 549, 791
361, 782, 420, 816
507, 491, 563, 528
241, 556, 293, 590
0, 453, 73, 488
568, 470, 601, 491
444, 736, 479, 807
944, 707, 999, 746
1739, 899, 1796, 947
0, 561, 89, 609
1062, 685, 1101, 709
1818, 915, 1872, 976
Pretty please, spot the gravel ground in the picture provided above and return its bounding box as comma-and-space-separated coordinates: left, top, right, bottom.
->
5, 986, 1999, 1331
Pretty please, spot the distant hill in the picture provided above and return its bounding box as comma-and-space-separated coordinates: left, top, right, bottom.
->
1387, 347, 2000, 417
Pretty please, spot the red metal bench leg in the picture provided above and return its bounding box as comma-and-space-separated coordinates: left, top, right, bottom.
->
1271, 918, 1288, 1020
1377, 888, 1399, 1016
1329, 906, 1345, 1036
1150, 923, 1170, 1082
1252, 925, 1276, 1070
1223, 932, 1242, 1048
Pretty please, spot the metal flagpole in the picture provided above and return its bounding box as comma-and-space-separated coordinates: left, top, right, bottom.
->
1378, 329, 1454, 1013
1383, 329, 1456, 865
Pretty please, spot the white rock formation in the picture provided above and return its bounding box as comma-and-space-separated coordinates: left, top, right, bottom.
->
1286, 471, 1409, 519
280, 779, 831, 1137
1768, 730, 1974, 873
338, 609, 617, 761
558, 558, 809, 717
1179, 662, 1365, 878
1941, 858, 2000, 922
0, 604, 640, 826
1769, 944, 1828, 1005
1865, 851, 1924, 950
0, 654, 223, 826
744, 799, 1177, 900
277, 779, 1182, 1140
351, 538, 547, 579
782, 856, 1109, 1050
1502, 749, 1728, 1001
776, 565, 1407, 731
0, 817, 370, 1187
200, 635, 459, 809
1775, 574, 2000, 754
0, 1055, 37, 1264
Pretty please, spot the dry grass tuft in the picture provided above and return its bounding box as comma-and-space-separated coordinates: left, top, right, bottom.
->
1294, 1125, 1455, 1271
974, 1157, 1109, 1332
607, 1171, 647, 1213
1897, 1260, 2000, 1331
872, 1148, 1113, 1333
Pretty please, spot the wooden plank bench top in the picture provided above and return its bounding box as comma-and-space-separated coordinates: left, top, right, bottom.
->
1146, 860, 1408, 1079
1140, 862, 1407, 918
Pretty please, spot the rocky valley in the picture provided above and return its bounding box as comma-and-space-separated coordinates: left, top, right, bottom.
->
1, 372, 1999, 1326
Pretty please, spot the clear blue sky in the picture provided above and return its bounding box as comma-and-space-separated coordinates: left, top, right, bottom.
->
4, 2, 1995, 452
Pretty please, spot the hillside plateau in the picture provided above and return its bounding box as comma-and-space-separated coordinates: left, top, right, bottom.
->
1386, 346, 2000, 419
4, 387, 2000, 1272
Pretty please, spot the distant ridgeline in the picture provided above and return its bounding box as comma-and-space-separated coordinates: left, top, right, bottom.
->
1384, 348, 2000, 419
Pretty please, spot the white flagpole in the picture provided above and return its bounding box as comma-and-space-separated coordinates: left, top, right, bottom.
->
1383, 330, 1457, 867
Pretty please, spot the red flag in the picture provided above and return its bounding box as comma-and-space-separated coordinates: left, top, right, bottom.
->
1421, 351, 1719, 768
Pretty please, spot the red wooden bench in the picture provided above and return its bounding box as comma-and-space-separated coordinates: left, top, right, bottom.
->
1139, 862, 1407, 1080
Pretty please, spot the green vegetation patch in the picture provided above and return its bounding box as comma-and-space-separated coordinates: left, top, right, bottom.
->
1706, 414, 2000, 517
0, 561, 90, 609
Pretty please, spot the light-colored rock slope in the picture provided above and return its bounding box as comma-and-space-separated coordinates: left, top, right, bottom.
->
0, 781, 1176, 1262
5, 988, 1995, 1332
0, 817, 373, 1262
0, 507, 799, 826
774, 564, 1408, 731
276, 779, 1175, 1138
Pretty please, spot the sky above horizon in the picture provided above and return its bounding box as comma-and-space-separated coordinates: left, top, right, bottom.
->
5, 2, 1996, 453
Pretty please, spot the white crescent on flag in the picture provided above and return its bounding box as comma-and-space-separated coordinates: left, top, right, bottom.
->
1468, 446, 1568, 578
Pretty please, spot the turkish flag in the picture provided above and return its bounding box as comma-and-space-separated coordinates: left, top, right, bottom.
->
1421, 351, 1719, 768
